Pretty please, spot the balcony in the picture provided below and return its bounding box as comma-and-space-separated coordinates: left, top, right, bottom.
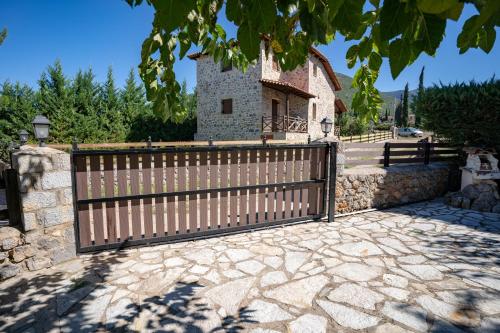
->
262, 115, 308, 133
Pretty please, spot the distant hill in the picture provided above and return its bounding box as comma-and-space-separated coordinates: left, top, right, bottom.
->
335, 73, 417, 117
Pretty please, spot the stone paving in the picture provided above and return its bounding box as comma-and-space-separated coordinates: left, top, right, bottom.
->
1, 200, 500, 332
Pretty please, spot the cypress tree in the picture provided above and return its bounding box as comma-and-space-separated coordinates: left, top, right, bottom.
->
402, 83, 409, 127
394, 96, 403, 127
415, 67, 425, 127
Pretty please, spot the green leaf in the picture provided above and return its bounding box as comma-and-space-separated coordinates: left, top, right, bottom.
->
332, 0, 364, 34
0, 28, 7, 46
479, 25, 496, 53
358, 37, 373, 60
380, 0, 411, 40
346, 45, 359, 68
250, 0, 276, 31
237, 22, 260, 61
418, 14, 446, 55
153, 0, 196, 34
327, 0, 345, 19
226, 0, 242, 22
417, 0, 458, 14
368, 52, 382, 71
438, 2, 464, 21
389, 38, 411, 78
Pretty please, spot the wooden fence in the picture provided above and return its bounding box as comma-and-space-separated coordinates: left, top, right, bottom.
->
340, 131, 393, 143
72, 143, 330, 252
345, 142, 458, 167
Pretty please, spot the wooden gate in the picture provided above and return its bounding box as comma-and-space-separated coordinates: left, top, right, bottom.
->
72, 143, 330, 252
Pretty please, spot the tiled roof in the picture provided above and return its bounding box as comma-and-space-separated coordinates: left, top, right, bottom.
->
335, 98, 348, 113
259, 79, 315, 99
188, 46, 342, 91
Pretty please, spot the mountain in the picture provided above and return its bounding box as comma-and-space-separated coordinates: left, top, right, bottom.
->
335, 73, 417, 117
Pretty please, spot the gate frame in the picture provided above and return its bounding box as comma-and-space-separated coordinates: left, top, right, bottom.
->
71, 142, 335, 253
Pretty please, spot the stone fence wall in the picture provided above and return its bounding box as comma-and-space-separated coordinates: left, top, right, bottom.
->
335, 163, 452, 214
0, 146, 76, 280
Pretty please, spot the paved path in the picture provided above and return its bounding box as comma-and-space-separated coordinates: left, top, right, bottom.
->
1, 200, 500, 332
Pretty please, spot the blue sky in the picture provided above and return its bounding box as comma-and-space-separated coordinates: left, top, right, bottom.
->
0, 0, 498, 93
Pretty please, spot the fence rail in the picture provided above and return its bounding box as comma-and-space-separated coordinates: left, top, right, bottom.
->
345, 142, 458, 167
340, 130, 392, 143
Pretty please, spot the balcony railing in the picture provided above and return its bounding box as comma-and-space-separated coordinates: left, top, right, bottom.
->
262, 115, 308, 133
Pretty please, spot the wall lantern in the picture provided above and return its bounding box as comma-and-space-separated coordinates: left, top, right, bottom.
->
18, 130, 29, 146
32, 115, 50, 147
320, 117, 333, 137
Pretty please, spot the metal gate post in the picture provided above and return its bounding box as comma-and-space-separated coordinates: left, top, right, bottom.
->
70, 139, 81, 253
328, 142, 337, 222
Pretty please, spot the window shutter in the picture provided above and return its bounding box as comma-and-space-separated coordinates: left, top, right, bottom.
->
313, 103, 317, 120
222, 99, 233, 114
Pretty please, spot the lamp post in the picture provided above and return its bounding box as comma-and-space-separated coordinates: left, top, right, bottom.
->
32, 115, 50, 147
320, 117, 333, 138
18, 130, 29, 146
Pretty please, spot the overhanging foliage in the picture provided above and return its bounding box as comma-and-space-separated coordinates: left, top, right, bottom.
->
126, 0, 499, 123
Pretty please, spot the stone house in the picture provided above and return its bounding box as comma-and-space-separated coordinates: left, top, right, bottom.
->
189, 43, 347, 141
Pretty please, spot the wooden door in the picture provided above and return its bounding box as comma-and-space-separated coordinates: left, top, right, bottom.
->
272, 99, 279, 131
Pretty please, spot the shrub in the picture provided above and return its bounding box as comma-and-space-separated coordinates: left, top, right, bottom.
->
421, 79, 500, 148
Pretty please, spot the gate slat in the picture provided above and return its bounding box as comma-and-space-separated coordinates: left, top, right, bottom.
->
293, 148, 302, 218
116, 155, 129, 241
301, 148, 310, 217
258, 149, 267, 223
90, 155, 105, 245
209, 151, 218, 230
284, 149, 294, 219
142, 153, 153, 238
248, 150, 257, 224
103, 155, 117, 243
177, 152, 187, 234
188, 152, 198, 233
229, 151, 238, 227
220, 151, 229, 228
308, 148, 319, 215
154, 153, 165, 237
199, 152, 208, 231
275, 149, 285, 220
239, 150, 248, 225
318, 147, 326, 214
75, 155, 91, 247
129, 154, 142, 239
267, 149, 276, 222
165, 153, 176, 235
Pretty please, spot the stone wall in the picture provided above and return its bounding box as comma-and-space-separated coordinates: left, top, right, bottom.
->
335, 163, 451, 214
0, 146, 76, 280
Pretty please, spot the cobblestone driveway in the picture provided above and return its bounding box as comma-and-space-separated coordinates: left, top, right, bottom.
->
1, 200, 500, 332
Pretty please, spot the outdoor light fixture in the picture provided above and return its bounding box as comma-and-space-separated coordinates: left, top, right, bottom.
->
320, 117, 333, 137
18, 130, 29, 146
32, 115, 50, 147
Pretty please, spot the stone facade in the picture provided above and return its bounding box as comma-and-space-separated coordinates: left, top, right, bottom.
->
194, 43, 339, 141
0, 146, 76, 280
335, 163, 451, 214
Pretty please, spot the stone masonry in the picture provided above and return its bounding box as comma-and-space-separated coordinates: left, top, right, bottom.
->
335, 163, 451, 214
0, 146, 77, 280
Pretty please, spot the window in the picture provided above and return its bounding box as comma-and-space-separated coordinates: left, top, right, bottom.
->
221, 61, 232, 72
221, 99, 233, 114
312, 103, 317, 120
272, 55, 280, 71
313, 64, 318, 77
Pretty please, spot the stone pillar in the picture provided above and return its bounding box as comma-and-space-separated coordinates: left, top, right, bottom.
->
12, 146, 76, 269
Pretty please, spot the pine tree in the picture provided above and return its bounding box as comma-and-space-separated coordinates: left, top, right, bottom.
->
415, 67, 425, 127
402, 83, 409, 127
384, 109, 389, 121
100, 66, 125, 141
37, 60, 75, 143
121, 68, 146, 131
72, 68, 102, 142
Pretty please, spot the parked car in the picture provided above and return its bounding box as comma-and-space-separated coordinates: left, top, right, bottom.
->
399, 127, 424, 137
